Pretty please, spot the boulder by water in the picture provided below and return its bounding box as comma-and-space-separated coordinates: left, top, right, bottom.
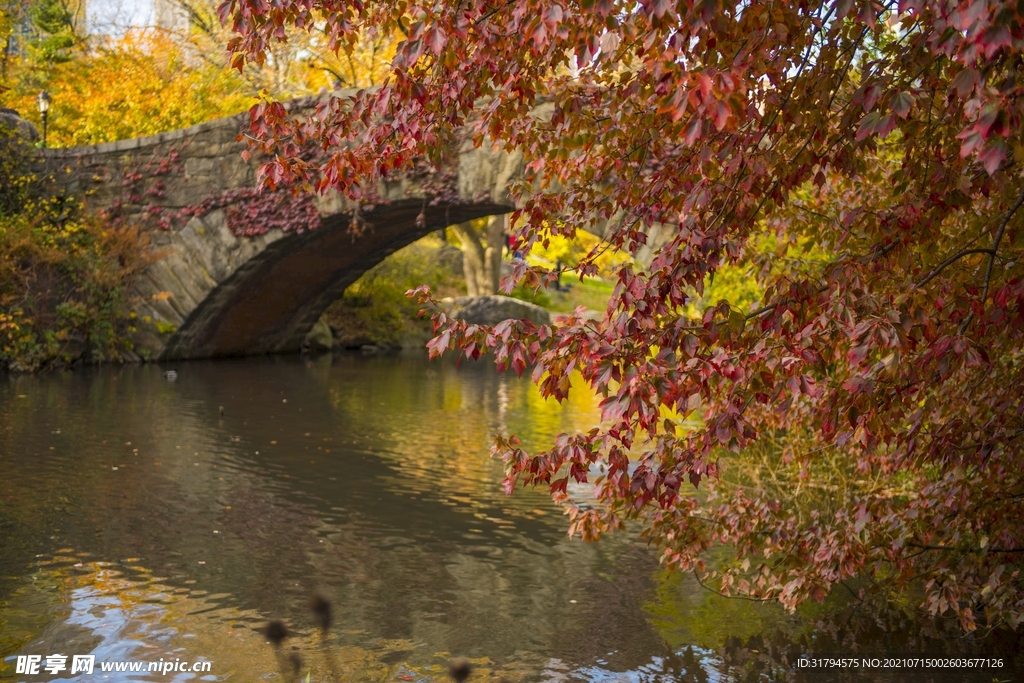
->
442, 295, 551, 326
303, 318, 334, 351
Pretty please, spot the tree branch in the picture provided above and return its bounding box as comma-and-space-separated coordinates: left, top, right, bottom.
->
915, 248, 995, 289
957, 184, 1024, 334
746, 284, 829, 320
908, 542, 1024, 554
475, 0, 516, 26
981, 184, 1024, 306
692, 570, 776, 602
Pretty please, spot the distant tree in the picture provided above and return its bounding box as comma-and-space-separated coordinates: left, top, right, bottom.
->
222, 0, 1024, 631
1, 0, 82, 80
0, 123, 149, 371
0, 3, 22, 79
27, 0, 80, 61
3, 29, 252, 146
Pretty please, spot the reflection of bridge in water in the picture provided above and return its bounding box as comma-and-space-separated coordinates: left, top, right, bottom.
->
43, 92, 524, 360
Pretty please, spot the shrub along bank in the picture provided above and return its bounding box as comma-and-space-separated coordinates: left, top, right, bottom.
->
0, 123, 149, 372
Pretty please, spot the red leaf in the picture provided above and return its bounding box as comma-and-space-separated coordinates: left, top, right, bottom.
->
682, 333, 698, 357
425, 27, 447, 55
697, 72, 713, 101
532, 21, 548, 49
856, 111, 880, 141
978, 140, 1006, 175
876, 114, 896, 139
958, 129, 984, 158
979, 25, 1012, 59
862, 84, 880, 113
891, 92, 913, 119
713, 100, 730, 130
683, 118, 702, 146
646, 0, 673, 18
951, 68, 979, 98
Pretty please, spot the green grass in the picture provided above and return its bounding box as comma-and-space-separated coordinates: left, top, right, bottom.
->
545, 275, 616, 315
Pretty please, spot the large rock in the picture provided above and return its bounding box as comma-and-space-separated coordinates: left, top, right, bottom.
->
443, 295, 551, 326
303, 318, 334, 351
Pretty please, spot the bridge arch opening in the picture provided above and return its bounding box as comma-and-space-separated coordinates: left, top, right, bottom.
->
137, 200, 513, 360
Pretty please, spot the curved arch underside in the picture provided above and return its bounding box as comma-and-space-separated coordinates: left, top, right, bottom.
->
153, 200, 512, 360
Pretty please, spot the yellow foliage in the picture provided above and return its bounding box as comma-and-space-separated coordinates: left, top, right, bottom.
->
686, 227, 833, 318
527, 231, 632, 278
2, 30, 253, 147
0, 9, 12, 46
0, 198, 153, 370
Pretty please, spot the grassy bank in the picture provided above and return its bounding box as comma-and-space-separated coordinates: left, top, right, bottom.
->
321, 233, 619, 349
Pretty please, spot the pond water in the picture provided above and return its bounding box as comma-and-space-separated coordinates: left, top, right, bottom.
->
0, 354, 1020, 682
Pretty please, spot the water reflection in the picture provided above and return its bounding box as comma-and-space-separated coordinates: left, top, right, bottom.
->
0, 354, 1020, 682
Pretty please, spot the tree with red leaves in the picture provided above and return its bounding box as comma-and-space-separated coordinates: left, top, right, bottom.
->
220, 0, 1024, 630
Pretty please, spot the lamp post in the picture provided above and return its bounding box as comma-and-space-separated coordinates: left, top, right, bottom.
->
37, 91, 51, 148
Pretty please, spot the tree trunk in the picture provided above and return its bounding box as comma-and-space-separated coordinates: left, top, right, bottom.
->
452, 221, 488, 296
453, 216, 507, 296
484, 214, 505, 294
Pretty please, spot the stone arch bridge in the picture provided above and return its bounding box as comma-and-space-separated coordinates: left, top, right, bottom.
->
44, 94, 526, 360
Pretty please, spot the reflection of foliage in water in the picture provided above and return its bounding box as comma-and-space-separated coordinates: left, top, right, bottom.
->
3, 359, 1021, 683
1, 360, 667, 680
325, 358, 604, 507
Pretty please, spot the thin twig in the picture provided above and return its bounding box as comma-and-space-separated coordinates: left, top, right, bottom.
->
692, 570, 776, 602
746, 284, 829, 320
475, 0, 515, 25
